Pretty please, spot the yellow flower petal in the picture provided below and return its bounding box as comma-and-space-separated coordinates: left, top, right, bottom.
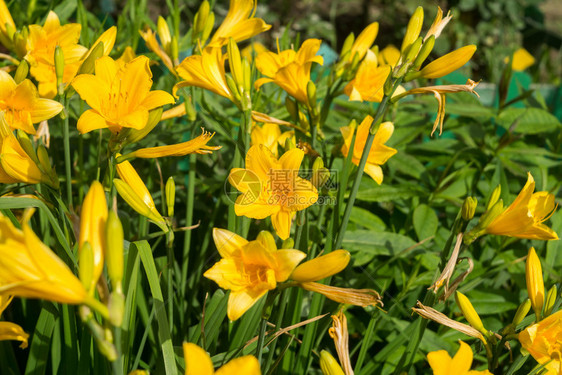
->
0, 321, 29, 348
271, 210, 294, 240
212, 228, 248, 259
76, 109, 109, 134
228, 287, 269, 321
419, 45, 477, 79
291, 250, 350, 282
215, 356, 261, 375
273, 249, 307, 282
183, 342, 214, 375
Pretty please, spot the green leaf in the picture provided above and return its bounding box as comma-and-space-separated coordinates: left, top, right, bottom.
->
343, 230, 418, 265
135, 240, 178, 375
497, 107, 561, 134
355, 181, 423, 202
25, 303, 58, 375
349, 206, 387, 231
413, 204, 438, 242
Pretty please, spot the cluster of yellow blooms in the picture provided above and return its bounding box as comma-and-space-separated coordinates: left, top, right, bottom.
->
0, 0, 557, 374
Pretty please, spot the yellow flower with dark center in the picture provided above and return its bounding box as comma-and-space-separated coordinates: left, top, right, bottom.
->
0, 70, 63, 134
174, 47, 233, 101
340, 115, 397, 184
228, 144, 318, 240
208, 0, 271, 48
0, 210, 87, 304
204, 228, 306, 320
0, 295, 29, 349
427, 341, 492, 374
344, 50, 390, 103
72, 56, 174, 134
255, 39, 324, 104
484, 173, 558, 240
519, 309, 562, 375
183, 342, 261, 374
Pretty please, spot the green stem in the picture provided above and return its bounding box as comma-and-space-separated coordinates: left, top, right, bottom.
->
62, 105, 73, 208
167, 236, 174, 337
333, 88, 397, 250
256, 317, 268, 364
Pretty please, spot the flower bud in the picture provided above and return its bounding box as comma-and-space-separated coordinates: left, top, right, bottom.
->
194, 1, 210, 37
228, 38, 244, 92
412, 35, 435, 69
512, 299, 532, 327
225, 74, 242, 106
455, 291, 486, 335
54, 46, 65, 95
165, 177, 175, 217
285, 97, 298, 122
486, 185, 501, 211
526, 247, 544, 320
16, 130, 39, 164
36, 144, 54, 176
478, 199, 504, 230
185, 96, 197, 122
77, 41, 104, 75
14, 60, 29, 84
108, 291, 125, 327
106, 210, 124, 288
461, 196, 477, 221
404, 36, 423, 63
79, 241, 95, 291
544, 285, 557, 317
201, 11, 215, 46
13, 27, 28, 59
401, 6, 424, 52
340, 33, 355, 59
124, 107, 163, 145
242, 57, 252, 95
157, 16, 171, 52
418, 45, 477, 79
282, 237, 294, 249
291, 250, 350, 282
320, 350, 345, 375
307, 80, 317, 109
170, 35, 179, 63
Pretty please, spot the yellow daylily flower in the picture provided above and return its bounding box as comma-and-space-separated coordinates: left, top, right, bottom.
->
348, 22, 379, 62
519, 309, 562, 375
344, 50, 390, 102
116, 46, 137, 68
204, 228, 306, 320
123, 128, 221, 160
427, 341, 492, 375
0, 70, 63, 134
290, 250, 350, 282
320, 350, 345, 375
208, 0, 271, 48
228, 144, 318, 240
79, 181, 108, 295
72, 55, 174, 134
417, 45, 477, 79
139, 18, 177, 74
251, 122, 281, 156
0, 0, 15, 50
506, 48, 535, 71
255, 39, 324, 104
340, 115, 397, 184
0, 114, 58, 188
526, 247, 545, 319
0, 211, 87, 304
183, 342, 261, 375
378, 45, 401, 67
241, 41, 268, 62
114, 157, 169, 233
174, 46, 233, 101
484, 172, 558, 240
0, 295, 29, 348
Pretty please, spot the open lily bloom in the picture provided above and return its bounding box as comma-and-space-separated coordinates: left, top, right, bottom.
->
0, 295, 29, 349
427, 341, 492, 375
344, 50, 390, 103
255, 39, 324, 104
0, 211, 87, 304
229, 144, 318, 239
519, 309, 562, 375
204, 229, 306, 320
340, 115, 397, 184
183, 342, 261, 375
72, 56, 174, 134
484, 173, 558, 240
0, 71, 63, 134
25, 11, 116, 98
208, 0, 271, 48
174, 47, 233, 101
